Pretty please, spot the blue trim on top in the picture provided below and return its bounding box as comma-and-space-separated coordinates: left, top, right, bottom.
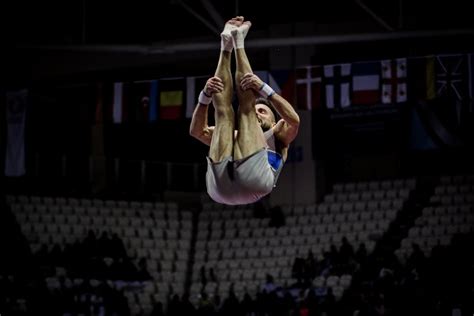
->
267, 150, 283, 170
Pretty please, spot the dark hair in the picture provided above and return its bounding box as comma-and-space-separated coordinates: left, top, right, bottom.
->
255, 97, 280, 122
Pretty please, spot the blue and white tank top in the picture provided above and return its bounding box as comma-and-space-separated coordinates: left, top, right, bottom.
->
264, 128, 284, 186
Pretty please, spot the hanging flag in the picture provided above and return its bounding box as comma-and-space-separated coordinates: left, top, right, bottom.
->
270, 69, 296, 104
426, 56, 436, 101
160, 78, 185, 120
186, 76, 197, 119
92, 83, 105, 157
149, 80, 158, 122
407, 56, 435, 102
381, 58, 407, 104
296, 66, 322, 110
434, 54, 467, 102
323, 63, 351, 109
435, 54, 469, 126
112, 82, 125, 124
254, 70, 270, 85
128, 80, 154, 123
408, 106, 438, 150
96, 82, 115, 124
351, 61, 380, 105
468, 54, 474, 113
95, 82, 104, 124
256, 69, 297, 105
185, 76, 209, 118
5, 89, 27, 177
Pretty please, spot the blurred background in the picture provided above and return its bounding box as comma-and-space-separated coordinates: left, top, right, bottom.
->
1, 1, 474, 315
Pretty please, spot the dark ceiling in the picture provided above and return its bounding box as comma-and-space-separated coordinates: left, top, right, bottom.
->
5, 0, 474, 46
3, 0, 474, 83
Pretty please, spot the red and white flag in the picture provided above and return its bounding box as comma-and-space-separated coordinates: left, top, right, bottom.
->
381, 58, 407, 104
296, 66, 322, 110
352, 61, 380, 105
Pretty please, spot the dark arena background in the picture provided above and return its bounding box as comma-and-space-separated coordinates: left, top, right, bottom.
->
2, 1, 474, 315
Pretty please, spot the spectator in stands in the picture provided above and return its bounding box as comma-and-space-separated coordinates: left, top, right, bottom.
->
150, 300, 164, 316
97, 231, 113, 258
33, 244, 50, 267
267, 290, 287, 316
355, 242, 368, 267
213, 293, 223, 313
282, 289, 297, 315
269, 205, 286, 227
62, 242, 73, 269
305, 289, 319, 316
121, 257, 138, 281
96, 281, 117, 316
303, 250, 317, 284
407, 243, 426, 272
319, 251, 334, 277
339, 236, 355, 263
167, 293, 182, 316
110, 233, 128, 258
91, 256, 108, 280
320, 287, 336, 316
65, 238, 86, 276
209, 267, 218, 283
83, 229, 99, 258
136, 257, 151, 281
295, 288, 309, 316
50, 243, 64, 267
262, 273, 277, 293
220, 289, 242, 316
240, 292, 255, 315
315, 284, 328, 299
180, 293, 197, 315
197, 292, 215, 315
377, 265, 395, 294
189, 16, 300, 206
199, 265, 207, 285
328, 244, 340, 268
292, 257, 306, 286
108, 257, 122, 280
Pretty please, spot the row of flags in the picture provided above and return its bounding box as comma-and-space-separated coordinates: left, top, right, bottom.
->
5, 54, 473, 126
295, 54, 470, 110
96, 76, 209, 124
4, 53, 473, 176
96, 53, 474, 123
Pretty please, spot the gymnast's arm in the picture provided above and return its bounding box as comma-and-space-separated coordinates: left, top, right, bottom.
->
240, 72, 300, 146
189, 76, 223, 146
189, 101, 214, 146
268, 93, 300, 146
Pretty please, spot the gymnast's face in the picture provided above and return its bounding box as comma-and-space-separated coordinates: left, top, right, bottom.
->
255, 103, 276, 131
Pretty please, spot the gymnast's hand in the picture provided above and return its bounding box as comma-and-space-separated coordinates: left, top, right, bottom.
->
204, 76, 224, 96
240, 73, 264, 93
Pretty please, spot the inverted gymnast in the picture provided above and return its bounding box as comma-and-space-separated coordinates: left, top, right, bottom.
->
190, 16, 300, 205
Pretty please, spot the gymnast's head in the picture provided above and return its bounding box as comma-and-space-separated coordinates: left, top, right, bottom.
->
255, 97, 278, 131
